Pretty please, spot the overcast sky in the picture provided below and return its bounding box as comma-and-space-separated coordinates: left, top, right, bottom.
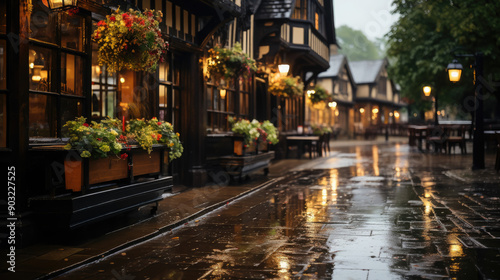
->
333, 0, 399, 40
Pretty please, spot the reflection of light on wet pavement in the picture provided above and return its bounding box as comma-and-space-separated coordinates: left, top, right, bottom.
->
372, 145, 380, 176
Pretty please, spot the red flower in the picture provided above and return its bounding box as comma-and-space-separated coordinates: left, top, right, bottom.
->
120, 153, 128, 160
97, 20, 106, 27
83, 123, 89, 127
157, 122, 162, 125
97, 138, 102, 141
110, 16, 116, 21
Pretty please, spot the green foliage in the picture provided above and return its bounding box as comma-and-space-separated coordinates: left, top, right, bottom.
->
336, 25, 384, 61
126, 118, 183, 160
268, 75, 304, 98
228, 117, 279, 145
63, 117, 183, 161
387, 0, 500, 116
309, 85, 330, 104
260, 120, 279, 145
64, 117, 123, 159
207, 42, 257, 80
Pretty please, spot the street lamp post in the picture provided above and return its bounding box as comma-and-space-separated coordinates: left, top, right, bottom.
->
447, 52, 484, 170
423, 86, 438, 126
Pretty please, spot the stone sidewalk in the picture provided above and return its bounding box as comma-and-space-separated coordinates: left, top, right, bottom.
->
1, 136, 498, 279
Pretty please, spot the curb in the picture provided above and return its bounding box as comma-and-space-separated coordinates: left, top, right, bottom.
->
39, 177, 283, 280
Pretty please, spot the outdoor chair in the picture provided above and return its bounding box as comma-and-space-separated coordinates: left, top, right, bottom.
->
426, 126, 447, 153
447, 125, 467, 154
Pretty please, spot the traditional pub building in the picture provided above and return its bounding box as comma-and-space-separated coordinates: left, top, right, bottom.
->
0, 0, 336, 245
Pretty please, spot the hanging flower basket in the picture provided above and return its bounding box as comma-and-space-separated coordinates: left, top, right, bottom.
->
268, 75, 304, 98
309, 85, 330, 104
92, 8, 168, 73
207, 42, 257, 81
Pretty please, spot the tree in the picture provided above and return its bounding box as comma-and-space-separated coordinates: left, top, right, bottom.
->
387, 0, 500, 120
336, 25, 383, 61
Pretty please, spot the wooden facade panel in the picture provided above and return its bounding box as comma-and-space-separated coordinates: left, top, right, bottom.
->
89, 158, 129, 185
292, 27, 304, 44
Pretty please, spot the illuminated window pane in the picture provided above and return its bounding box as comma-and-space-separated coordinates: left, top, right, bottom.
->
60, 12, 85, 51
0, 94, 6, 147
29, 46, 53, 92
61, 53, 83, 96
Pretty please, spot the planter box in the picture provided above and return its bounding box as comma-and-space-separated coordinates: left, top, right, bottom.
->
65, 157, 128, 192
219, 151, 275, 182
64, 148, 165, 192
258, 141, 269, 153
233, 137, 257, 156
133, 150, 161, 177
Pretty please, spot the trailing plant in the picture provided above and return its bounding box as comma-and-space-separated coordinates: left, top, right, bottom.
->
268, 75, 304, 98
309, 85, 330, 104
207, 42, 257, 80
92, 8, 168, 73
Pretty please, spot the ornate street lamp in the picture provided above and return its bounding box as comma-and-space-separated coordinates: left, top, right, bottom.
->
446, 52, 484, 169
46, 0, 78, 11
446, 59, 463, 83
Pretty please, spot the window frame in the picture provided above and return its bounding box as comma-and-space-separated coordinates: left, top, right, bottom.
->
28, 6, 90, 140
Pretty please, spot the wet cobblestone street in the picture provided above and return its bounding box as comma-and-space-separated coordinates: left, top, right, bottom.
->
54, 143, 500, 279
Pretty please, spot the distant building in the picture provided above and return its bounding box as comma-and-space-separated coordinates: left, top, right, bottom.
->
315, 53, 357, 137
349, 59, 404, 131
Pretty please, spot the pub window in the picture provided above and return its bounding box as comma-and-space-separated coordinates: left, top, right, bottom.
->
28, 1, 87, 139
91, 40, 117, 121
207, 78, 235, 133
157, 53, 180, 131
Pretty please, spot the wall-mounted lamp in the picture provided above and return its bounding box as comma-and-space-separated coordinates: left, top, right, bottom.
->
120, 77, 125, 84
360, 108, 365, 114
372, 108, 379, 114
328, 101, 337, 108
47, 0, 78, 11
394, 111, 400, 118
278, 64, 289, 75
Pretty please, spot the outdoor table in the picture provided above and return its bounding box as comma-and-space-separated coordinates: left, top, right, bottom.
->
286, 136, 320, 159
408, 125, 428, 150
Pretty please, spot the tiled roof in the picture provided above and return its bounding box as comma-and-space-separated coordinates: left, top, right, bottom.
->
348, 59, 385, 84
318, 54, 345, 78
255, 0, 294, 20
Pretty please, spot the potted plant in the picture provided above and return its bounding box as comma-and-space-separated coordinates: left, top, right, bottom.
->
92, 8, 168, 73
268, 75, 304, 98
207, 42, 257, 81
258, 120, 279, 152
228, 117, 260, 156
